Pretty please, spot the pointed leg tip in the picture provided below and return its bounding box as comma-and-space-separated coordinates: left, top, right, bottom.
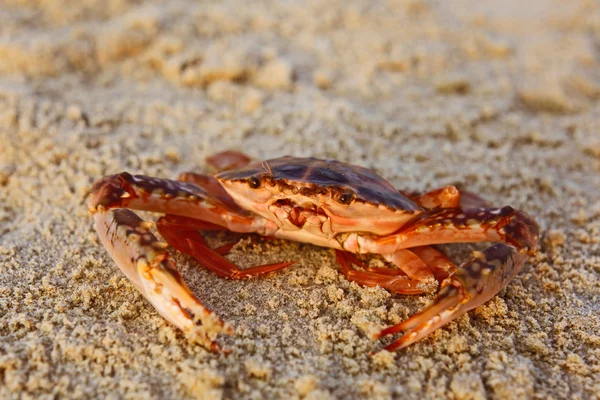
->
382, 332, 420, 352
221, 347, 233, 355
384, 341, 407, 352
224, 323, 235, 336
376, 321, 412, 339
208, 341, 232, 354
209, 341, 222, 352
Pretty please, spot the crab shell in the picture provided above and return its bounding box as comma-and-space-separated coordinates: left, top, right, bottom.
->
216, 157, 423, 242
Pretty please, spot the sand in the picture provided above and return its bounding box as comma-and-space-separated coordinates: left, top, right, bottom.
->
1, 0, 599, 398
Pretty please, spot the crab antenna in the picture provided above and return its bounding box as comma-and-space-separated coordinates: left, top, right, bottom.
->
262, 160, 274, 177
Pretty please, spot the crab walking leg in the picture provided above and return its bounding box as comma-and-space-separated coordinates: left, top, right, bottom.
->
335, 249, 455, 295
371, 208, 539, 351
410, 246, 455, 281
380, 246, 457, 292
186, 239, 296, 279
337, 252, 409, 277
156, 214, 229, 255
206, 150, 252, 171
157, 215, 296, 279
381, 249, 436, 292
336, 251, 425, 294
402, 187, 489, 209
91, 207, 233, 351
412, 186, 461, 208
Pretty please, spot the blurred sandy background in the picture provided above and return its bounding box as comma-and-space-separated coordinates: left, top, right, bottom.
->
1, 0, 599, 398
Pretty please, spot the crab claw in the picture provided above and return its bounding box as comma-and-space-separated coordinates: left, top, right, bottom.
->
92, 208, 233, 351
375, 243, 532, 351
371, 207, 539, 351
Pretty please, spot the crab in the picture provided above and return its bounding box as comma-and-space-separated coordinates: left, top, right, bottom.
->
88, 151, 539, 352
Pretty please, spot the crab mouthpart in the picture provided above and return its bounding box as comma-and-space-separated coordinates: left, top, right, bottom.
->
268, 198, 328, 230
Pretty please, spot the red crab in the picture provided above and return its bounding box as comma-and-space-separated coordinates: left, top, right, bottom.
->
88, 151, 539, 352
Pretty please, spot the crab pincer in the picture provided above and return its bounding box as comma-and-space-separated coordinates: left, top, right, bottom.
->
89, 207, 233, 351
374, 209, 539, 351
88, 170, 293, 351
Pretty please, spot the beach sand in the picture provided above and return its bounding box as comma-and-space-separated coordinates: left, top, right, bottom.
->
1, 0, 599, 398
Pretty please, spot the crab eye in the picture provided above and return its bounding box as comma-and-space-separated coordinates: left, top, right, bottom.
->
337, 191, 355, 205
248, 176, 261, 189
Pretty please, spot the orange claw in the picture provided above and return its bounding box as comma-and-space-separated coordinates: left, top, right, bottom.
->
90, 208, 233, 351
373, 209, 538, 350
376, 242, 534, 351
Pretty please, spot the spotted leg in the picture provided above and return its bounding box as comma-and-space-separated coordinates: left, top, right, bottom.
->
88, 172, 269, 234
364, 206, 539, 350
